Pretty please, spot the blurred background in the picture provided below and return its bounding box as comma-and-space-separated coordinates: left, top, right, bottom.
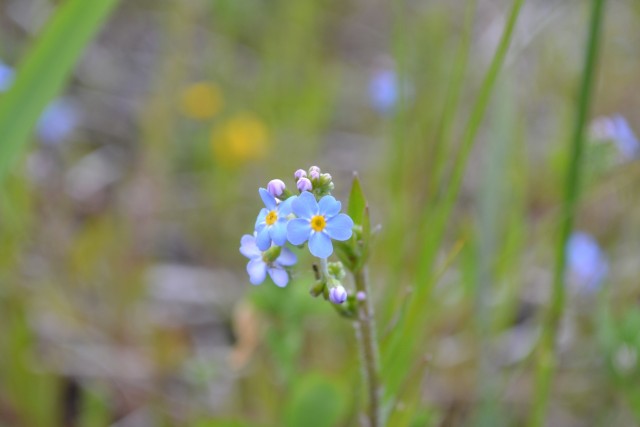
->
0, 0, 639, 426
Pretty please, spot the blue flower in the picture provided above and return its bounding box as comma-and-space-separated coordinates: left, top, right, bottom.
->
287, 191, 354, 258
0, 61, 15, 92
240, 233, 297, 287
609, 115, 639, 160
566, 232, 608, 293
591, 115, 639, 160
369, 68, 398, 114
254, 188, 296, 251
37, 98, 80, 146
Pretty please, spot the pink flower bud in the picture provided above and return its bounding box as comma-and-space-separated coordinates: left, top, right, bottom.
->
297, 177, 312, 192
309, 166, 321, 180
266, 179, 286, 197
329, 285, 348, 304
294, 169, 307, 180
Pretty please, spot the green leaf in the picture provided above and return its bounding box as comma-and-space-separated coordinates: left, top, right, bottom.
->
352, 206, 371, 271
347, 173, 366, 226
0, 0, 120, 184
284, 374, 348, 427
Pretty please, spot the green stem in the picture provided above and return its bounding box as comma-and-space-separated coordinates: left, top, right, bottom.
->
353, 267, 382, 427
528, 1, 605, 426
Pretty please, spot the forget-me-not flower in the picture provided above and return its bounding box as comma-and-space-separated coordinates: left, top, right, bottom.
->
566, 231, 608, 293
591, 115, 639, 161
37, 98, 80, 146
369, 68, 398, 114
240, 234, 297, 287
255, 188, 296, 251
287, 191, 354, 258
0, 61, 15, 92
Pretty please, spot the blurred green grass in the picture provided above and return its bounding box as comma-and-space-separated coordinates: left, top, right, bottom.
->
0, 0, 640, 426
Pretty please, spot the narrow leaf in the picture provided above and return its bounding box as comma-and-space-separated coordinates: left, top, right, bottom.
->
0, 0, 120, 183
347, 173, 366, 225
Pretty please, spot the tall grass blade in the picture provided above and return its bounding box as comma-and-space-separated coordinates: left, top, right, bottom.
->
528, 1, 606, 425
382, 0, 525, 401
0, 0, 120, 183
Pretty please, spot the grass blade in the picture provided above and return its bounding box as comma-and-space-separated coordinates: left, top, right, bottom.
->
0, 0, 120, 183
528, 1, 606, 425
382, 0, 525, 401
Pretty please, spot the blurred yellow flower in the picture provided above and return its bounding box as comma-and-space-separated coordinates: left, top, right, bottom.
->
180, 82, 223, 120
211, 113, 269, 166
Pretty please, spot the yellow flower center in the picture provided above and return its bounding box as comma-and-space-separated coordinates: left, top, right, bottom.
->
311, 215, 326, 232
266, 210, 278, 225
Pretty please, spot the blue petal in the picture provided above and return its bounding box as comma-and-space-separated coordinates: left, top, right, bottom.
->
247, 259, 267, 285
287, 218, 311, 245
309, 231, 333, 258
292, 191, 318, 219
277, 247, 297, 266
324, 214, 354, 241
240, 234, 261, 259
256, 226, 271, 251
278, 195, 296, 216
318, 195, 341, 218
259, 188, 277, 210
255, 208, 268, 229
269, 220, 288, 246
612, 115, 639, 159
268, 267, 289, 287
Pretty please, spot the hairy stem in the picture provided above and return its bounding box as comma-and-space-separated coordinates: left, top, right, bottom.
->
353, 267, 382, 427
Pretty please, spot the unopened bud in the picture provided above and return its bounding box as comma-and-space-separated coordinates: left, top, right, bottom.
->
261, 245, 282, 263
329, 285, 348, 304
267, 179, 286, 197
297, 177, 312, 192
356, 291, 366, 301
309, 281, 325, 297
328, 262, 346, 280
309, 166, 321, 180
319, 173, 332, 186
294, 169, 307, 180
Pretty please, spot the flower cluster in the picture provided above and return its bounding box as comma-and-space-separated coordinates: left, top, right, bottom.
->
240, 166, 355, 303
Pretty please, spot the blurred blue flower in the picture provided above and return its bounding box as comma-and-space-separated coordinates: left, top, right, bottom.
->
287, 192, 353, 258
369, 68, 397, 114
240, 233, 297, 287
591, 115, 639, 160
0, 61, 15, 92
0, 62, 79, 145
254, 188, 296, 251
566, 232, 608, 293
37, 98, 80, 145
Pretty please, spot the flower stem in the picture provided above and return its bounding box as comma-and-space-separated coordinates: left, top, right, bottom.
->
353, 267, 382, 427
528, 1, 605, 426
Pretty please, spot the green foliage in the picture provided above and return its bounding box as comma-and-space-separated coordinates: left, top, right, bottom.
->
284, 374, 349, 427
0, 0, 119, 183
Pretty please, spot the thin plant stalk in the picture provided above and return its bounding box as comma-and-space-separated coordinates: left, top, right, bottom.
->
353, 267, 382, 427
528, 1, 605, 426
321, 255, 381, 427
